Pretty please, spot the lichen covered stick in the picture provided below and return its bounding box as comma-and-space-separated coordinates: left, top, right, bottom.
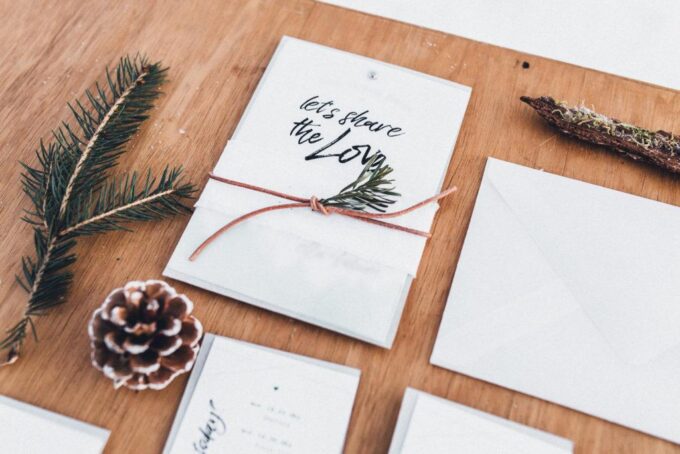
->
520, 96, 680, 174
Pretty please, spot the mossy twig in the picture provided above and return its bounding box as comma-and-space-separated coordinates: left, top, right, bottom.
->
521, 96, 680, 174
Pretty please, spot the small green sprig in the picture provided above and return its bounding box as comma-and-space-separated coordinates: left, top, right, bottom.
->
2, 55, 196, 366
322, 156, 400, 212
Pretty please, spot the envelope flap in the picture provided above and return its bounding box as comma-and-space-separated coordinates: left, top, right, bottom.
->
486, 158, 680, 366
434, 164, 582, 362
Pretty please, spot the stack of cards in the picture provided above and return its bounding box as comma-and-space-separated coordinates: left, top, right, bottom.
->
389, 388, 573, 453
432, 158, 680, 443
0, 395, 109, 453
165, 36, 471, 348
163, 334, 360, 453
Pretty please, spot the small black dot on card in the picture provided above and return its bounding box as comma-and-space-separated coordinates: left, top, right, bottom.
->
273, 386, 279, 391
522, 61, 530, 69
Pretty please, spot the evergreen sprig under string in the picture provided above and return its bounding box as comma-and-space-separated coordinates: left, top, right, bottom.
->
321, 156, 400, 212
2, 55, 196, 366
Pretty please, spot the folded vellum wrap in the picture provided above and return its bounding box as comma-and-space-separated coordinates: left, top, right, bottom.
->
195, 141, 437, 275
166, 192, 412, 346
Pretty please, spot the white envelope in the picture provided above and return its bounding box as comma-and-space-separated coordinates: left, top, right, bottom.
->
431, 158, 680, 444
389, 388, 572, 453
165, 37, 471, 347
0, 395, 110, 453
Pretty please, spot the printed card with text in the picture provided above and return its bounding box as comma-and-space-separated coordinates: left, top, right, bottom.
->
163, 334, 360, 454
165, 37, 471, 347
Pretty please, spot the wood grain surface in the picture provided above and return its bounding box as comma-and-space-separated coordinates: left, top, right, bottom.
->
1, 1, 678, 453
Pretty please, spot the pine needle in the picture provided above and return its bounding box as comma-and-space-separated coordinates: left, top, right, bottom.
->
2, 55, 196, 366
321, 155, 400, 212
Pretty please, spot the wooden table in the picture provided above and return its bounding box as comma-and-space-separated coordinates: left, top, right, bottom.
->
1, 1, 678, 452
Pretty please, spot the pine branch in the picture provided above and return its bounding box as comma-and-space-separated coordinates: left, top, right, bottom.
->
60, 167, 195, 237
322, 156, 400, 212
3, 55, 195, 366
58, 58, 162, 219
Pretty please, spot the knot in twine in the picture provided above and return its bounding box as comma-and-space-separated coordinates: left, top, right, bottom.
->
189, 173, 457, 261
309, 196, 330, 215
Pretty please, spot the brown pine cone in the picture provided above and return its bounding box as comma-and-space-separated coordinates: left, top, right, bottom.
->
88, 280, 203, 391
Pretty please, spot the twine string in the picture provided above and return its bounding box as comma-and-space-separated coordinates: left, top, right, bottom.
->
189, 173, 457, 261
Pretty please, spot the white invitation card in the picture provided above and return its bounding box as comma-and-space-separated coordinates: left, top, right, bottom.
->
389, 388, 573, 453
163, 334, 360, 454
165, 36, 471, 347
431, 158, 680, 444
0, 395, 110, 453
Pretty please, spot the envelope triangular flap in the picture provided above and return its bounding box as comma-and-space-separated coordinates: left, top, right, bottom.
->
485, 158, 680, 366
433, 159, 580, 365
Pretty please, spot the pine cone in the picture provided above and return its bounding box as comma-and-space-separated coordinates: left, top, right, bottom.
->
88, 280, 203, 391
